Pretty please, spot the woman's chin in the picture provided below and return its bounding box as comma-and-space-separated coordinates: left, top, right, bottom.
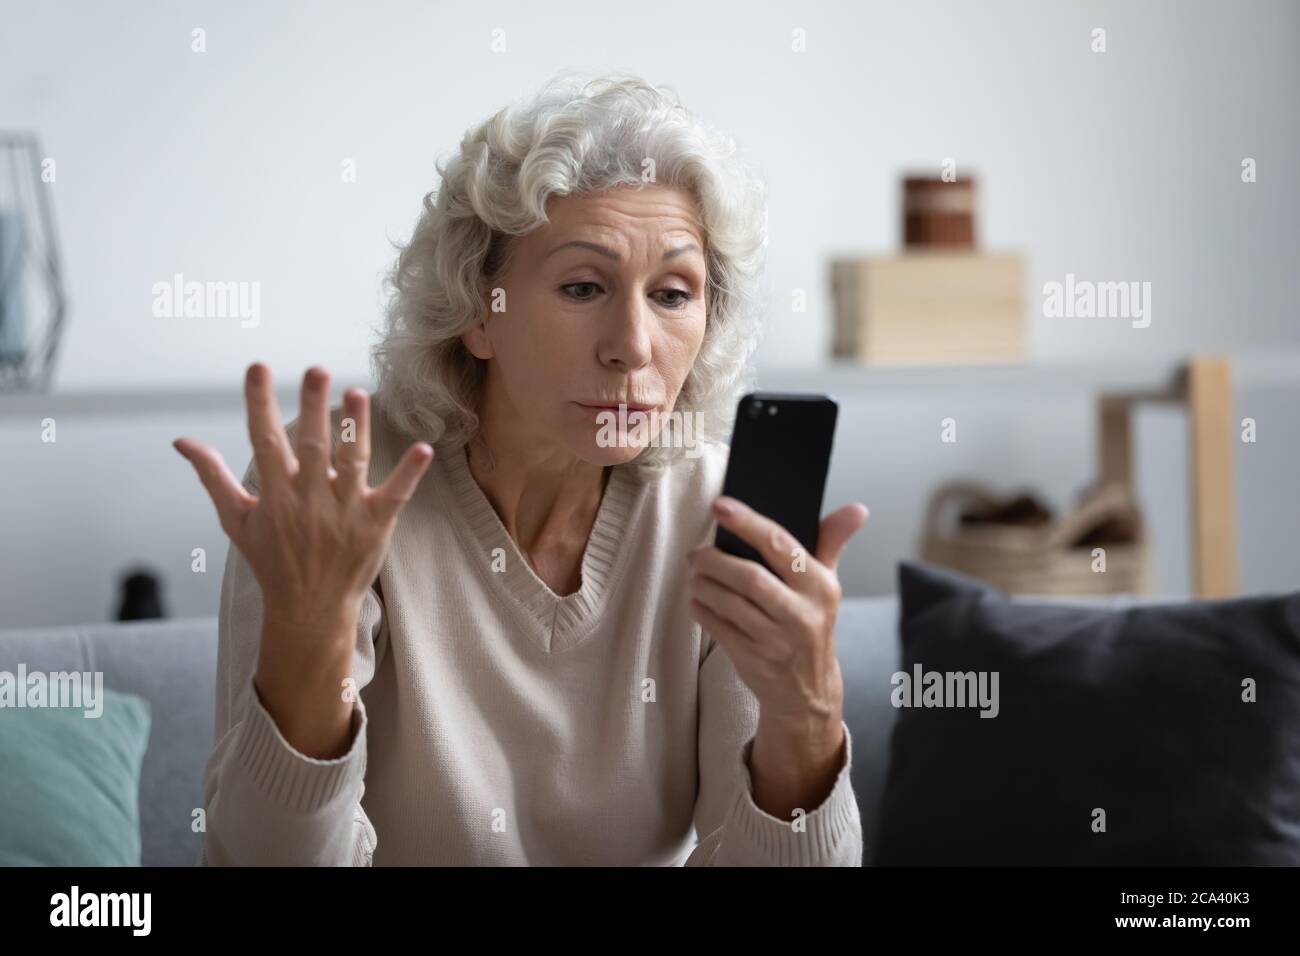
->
564, 429, 652, 466
582, 442, 649, 467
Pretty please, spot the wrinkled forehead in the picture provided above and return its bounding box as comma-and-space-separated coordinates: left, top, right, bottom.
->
540, 185, 707, 247
484, 186, 708, 281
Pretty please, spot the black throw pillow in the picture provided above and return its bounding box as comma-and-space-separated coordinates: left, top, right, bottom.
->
873, 561, 1300, 865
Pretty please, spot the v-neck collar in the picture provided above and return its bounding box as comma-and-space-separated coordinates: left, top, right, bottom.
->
431, 442, 645, 653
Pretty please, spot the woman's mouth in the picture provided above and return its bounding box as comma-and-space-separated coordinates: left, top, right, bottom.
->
575, 401, 657, 413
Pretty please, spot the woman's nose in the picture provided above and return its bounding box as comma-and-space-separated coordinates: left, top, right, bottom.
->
596, 291, 654, 371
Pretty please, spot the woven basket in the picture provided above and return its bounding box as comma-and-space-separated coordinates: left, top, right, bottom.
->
920, 481, 1153, 595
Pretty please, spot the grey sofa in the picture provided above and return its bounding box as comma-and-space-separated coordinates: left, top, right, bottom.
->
0, 593, 1143, 866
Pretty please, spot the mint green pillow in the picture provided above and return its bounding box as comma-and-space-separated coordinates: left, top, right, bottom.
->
0, 687, 151, 866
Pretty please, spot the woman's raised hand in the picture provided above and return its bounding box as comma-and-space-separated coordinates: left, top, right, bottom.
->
174, 363, 434, 636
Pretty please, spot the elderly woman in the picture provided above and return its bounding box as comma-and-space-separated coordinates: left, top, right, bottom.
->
177, 73, 868, 866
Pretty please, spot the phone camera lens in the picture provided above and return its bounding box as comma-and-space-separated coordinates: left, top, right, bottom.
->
748, 401, 763, 419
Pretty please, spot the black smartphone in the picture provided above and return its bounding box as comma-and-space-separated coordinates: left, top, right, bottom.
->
713, 392, 839, 573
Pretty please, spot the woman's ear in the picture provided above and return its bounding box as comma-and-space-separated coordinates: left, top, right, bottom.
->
461, 321, 493, 360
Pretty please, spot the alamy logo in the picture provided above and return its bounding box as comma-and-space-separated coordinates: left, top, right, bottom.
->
890, 664, 1000, 718
50, 886, 151, 936
151, 273, 261, 328
595, 405, 705, 459
1042, 273, 1151, 328
0, 665, 104, 718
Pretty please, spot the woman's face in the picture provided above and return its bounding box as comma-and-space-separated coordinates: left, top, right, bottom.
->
463, 184, 709, 466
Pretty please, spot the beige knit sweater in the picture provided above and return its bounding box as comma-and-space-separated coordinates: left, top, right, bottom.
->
198, 400, 862, 866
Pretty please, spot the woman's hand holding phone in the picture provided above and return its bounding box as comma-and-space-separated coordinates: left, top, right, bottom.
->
687, 493, 868, 817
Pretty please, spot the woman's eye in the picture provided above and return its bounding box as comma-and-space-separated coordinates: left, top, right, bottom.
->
655, 289, 693, 309
560, 283, 694, 308
562, 282, 601, 301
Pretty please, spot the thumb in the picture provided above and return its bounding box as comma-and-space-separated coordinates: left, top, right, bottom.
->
814, 503, 869, 571
174, 437, 256, 538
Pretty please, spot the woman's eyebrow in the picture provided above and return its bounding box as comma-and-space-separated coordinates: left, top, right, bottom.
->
662, 243, 702, 262
544, 239, 702, 262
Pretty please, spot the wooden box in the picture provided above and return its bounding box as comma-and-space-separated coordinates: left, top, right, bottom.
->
830, 252, 1026, 365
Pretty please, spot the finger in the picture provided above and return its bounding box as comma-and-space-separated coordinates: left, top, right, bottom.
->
295, 366, 332, 492
687, 571, 774, 638
711, 496, 813, 592
690, 545, 802, 623
174, 437, 257, 538
245, 362, 295, 490
335, 387, 370, 501
367, 442, 435, 524
688, 597, 756, 665
815, 503, 869, 572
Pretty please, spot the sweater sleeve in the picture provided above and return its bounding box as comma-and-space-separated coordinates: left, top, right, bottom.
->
685, 630, 863, 866
197, 460, 386, 867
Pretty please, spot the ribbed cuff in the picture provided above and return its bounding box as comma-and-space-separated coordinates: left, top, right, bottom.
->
234, 674, 368, 814
351, 807, 377, 866
719, 720, 862, 866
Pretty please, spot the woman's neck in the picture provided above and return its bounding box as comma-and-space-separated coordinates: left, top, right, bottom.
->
465, 427, 609, 596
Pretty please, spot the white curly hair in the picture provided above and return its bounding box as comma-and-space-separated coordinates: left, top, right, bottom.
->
371, 70, 769, 479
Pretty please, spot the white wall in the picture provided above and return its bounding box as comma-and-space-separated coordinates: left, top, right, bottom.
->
1, 0, 1295, 387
